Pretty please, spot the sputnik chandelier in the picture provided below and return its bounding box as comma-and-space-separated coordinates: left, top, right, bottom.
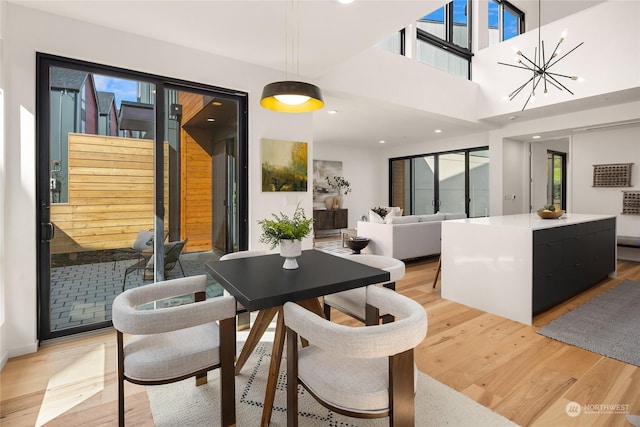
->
498, 0, 583, 111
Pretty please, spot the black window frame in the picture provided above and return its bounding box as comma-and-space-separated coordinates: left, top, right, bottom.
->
491, 0, 525, 42
388, 146, 489, 217
416, 0, 474, 79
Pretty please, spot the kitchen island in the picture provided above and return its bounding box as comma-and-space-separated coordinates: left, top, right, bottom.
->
441, 213, 616, 325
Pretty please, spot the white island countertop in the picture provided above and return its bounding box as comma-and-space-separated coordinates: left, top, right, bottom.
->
448, 213, 617, 230
441, 213, 617, 325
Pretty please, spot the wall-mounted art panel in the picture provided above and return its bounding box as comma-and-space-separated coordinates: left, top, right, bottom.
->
261, 138, 308, 192
622, 191, 640, 215
592, 163, 633, 187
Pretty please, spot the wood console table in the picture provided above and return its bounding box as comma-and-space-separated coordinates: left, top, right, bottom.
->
313, 208, 347, 237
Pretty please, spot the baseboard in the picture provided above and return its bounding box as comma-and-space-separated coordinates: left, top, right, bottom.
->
0, 349, 8, 371
7, 341, 39, 359
618, 246, 640, 262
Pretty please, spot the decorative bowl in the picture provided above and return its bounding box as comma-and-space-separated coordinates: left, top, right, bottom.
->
537, 209, 564, 219
346, 237, 370, 254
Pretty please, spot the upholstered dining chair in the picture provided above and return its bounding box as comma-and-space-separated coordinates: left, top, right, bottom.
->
219, 250, 267, 331
323, 254, 405, 325
112, 275, 236, 427
285, 285, 427, 426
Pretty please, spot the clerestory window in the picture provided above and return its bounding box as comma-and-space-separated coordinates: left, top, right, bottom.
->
488, 0, 525, 45
416, 0, 473, 79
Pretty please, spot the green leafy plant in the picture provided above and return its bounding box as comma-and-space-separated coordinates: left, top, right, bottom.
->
258, 204, 314, 249
541, 204, 556, 211
326, 176, 352, 195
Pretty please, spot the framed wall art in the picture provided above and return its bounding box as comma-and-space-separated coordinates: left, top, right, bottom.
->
261, 138, 308, 192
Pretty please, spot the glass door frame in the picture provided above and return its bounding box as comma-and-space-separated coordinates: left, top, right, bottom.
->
388, 146, 488, 218
36, 53, 248, 341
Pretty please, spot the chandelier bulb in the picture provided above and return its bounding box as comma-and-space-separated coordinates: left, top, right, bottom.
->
570, 76, 578, 81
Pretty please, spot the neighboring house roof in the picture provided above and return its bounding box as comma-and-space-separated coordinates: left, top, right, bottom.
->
50, 67, 88, 91
96, 91, 116, 115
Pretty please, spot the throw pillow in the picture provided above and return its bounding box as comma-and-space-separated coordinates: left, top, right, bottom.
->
383, 206, 403, 217
369, 210, 385, 223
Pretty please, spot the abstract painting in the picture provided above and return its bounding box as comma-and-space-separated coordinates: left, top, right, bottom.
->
261, 138, 308, 192
313, 160, 342, 209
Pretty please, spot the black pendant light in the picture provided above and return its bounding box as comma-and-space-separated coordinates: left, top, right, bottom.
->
260, 81, 323, 113
261, 0, 324, 113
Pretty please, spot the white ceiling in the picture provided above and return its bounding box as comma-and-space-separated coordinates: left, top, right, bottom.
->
10, 0, 611, 148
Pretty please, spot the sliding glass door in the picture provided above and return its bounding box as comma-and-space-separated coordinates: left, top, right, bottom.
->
389, 147, 489, 218
36, 54, 247, 340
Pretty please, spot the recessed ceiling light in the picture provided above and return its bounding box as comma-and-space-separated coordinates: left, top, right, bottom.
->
207, 118, 216, 122
338, 0, 354, 4
328, 110, 338, 115
532, 135, 541, 139
434, 129, 442, 133
379, 140, 386, 144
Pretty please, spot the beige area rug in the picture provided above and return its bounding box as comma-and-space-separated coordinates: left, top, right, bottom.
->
147, 341, 519, 426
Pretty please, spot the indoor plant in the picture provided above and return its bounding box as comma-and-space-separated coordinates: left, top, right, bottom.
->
258, 204, 313, 269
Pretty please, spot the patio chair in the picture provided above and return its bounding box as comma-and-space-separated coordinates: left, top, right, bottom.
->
112, 275, 236, 427
122, 239, 187, 290
113, 229, 169, 270
113, 229, 153, 270
285, 285, 427, 426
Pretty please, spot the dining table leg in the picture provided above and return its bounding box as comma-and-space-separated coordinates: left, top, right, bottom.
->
235, 307, 279, 375
261, 307, 285, 427
260, 298, 325, 426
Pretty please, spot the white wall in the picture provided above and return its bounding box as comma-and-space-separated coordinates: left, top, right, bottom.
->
474, 0, 640, 118
0, 3, 316, 358
313, 143, 383, 227
0, 0, 6, 369
571, 124, 640, 238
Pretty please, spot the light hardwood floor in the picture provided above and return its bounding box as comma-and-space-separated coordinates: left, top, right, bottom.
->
1, 256, 639, 426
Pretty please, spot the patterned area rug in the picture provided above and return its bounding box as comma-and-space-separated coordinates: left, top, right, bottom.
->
537, 279, 640, 367
313, 239, 353, 256
147, 341, 519, 426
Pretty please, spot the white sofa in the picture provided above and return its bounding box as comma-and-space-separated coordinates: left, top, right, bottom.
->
356, 212, 466, 260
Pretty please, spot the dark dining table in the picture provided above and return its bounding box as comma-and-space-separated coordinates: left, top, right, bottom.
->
205, 249, 390, 426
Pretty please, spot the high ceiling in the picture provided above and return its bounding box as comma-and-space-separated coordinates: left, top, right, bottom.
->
10, 0, 610, 148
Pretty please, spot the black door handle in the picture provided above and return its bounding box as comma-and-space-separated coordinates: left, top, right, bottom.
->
41, 223, 55, 242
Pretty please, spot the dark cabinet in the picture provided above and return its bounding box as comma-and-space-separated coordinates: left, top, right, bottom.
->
313, 209, 348, 237
532, 218, 616, 314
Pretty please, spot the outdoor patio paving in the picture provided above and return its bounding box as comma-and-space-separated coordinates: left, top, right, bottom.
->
49, 242, 351, 331
50, 251, 222, 331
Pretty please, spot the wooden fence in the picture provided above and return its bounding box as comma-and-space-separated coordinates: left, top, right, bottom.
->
51, 133, 169, 254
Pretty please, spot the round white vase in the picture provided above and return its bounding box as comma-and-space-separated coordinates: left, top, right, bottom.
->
280, 239, 302, 269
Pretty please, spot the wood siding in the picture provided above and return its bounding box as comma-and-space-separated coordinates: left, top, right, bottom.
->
180, 92, 213, 252
50, 133, 168, 254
